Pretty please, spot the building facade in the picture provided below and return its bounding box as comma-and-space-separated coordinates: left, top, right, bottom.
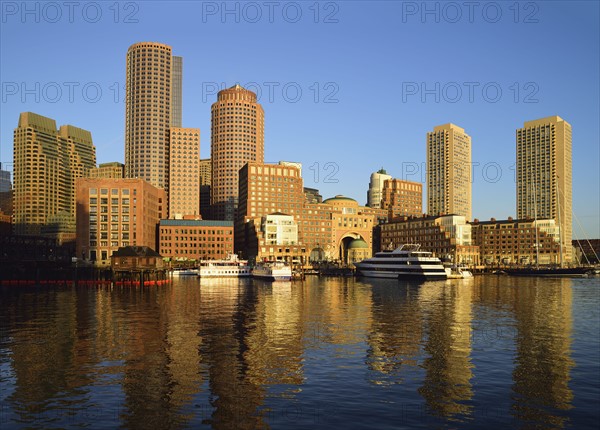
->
13, 112, 96, 238
516, 116, 572, 263
324, 195, 377, 264
427, 123, 472, 220
471, 217, 560, 266
211, 84, 264, 221
237, 163, 380, 265
236, 162, 305, 261
367, 168, 391, 208
158, 219, 233, 260
0, 162, 11, 192
199, 158, 211, 219
76, 178, 166, 266
89, 162, 124, 179
380, 214, 480, 266
304, 187, 323, 204
169, 127, 200, 218
170, 56, 183, 128
381, 178, 423, 220
125, 42, 173, 193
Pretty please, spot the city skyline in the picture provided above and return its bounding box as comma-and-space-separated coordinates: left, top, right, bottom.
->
1, 2, 598, 237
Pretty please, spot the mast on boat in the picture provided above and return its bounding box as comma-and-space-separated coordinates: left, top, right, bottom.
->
533, 182, 540, 269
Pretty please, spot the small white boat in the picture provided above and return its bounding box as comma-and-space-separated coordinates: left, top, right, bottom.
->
252, 261, 292, 281
447, 267, 474, 279
199, 254, 251, 278
172, 268, 200, 276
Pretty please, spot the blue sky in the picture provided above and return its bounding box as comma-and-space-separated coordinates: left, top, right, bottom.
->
1, 1, 598, 237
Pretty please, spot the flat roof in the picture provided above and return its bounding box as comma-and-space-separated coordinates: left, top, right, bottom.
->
159, 219, 233, 227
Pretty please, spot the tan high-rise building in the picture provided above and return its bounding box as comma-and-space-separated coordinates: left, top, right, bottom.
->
76, 178, 166, 266
125, 42, 173, 193
211, 84, 264, 221
169, 128, 200, 218
516, 116, 572, 263
381, 178, 423, 220
13, 112, 96, 237
427, 123, 472, 220
89, 162, 124, 179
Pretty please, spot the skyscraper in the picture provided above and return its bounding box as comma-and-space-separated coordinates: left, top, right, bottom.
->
426, 123, 472, 220
171, 56, 183, 127
169, 127, 200, 218
211, 84, 264, 221
125, 42, 173, 193
516, 116, 572, 263
367, 168, 391, 208
13, 112, 96, 237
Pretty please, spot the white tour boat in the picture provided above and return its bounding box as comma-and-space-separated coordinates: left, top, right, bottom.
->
355, 244, 448, 280
252, 261, 292, 281
198, 254, 251, 278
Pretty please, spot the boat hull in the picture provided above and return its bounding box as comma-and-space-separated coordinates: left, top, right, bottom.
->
253, 274, 292, 282
199, 272, 251, 278
172, 269, 199, 276
505, 267, 590, 277
356, 269, 447, 280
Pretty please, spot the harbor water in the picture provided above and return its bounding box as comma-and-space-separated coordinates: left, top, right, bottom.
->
0, 276, 598, 429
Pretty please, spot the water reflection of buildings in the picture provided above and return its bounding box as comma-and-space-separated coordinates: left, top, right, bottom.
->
510, 277, 574, 427
0, 276, 579, 428
4, 289, 94, 425
366, 280, 423, 382
198, 280, 267, 429
418, 282, 475, 419
115, 285, 191, 428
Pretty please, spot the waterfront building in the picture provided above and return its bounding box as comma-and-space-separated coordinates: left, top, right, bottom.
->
236, 162, 305, 262
238, 163, 380, 265
298, 202, 335, 262
427, 123, 472, 220
380, 214, 480, 265
211, 85, 264, 221
242, 213, 305, 263
516, 116, 572, 263
13, 112, 96, 238
75, 178, 166, 266
89, 162, 124, 179
324, 195, 377, 263
381, 178, 423, 220
169, 128, 200, 218
471, 217, 561, 266
158, 219, 233, 260
111, 246, 164, 273
367, 168, 391, 208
